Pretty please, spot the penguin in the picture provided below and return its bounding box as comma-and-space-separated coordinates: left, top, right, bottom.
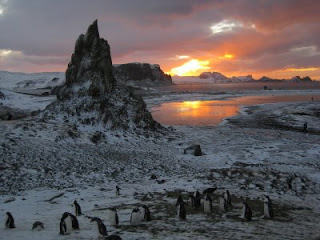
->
115, 186, 120, 197
141, 205, 151, 221
194, 191, 201, 208
59, 218, 67, 235
59, 212, 72, 235
176, 201, 187, 220
189, 194, 195, 207
130, 207, 142, 225
263, 195, 274, 219
241, 202, 252, 221
74, 200, 82, 216
5, 212, 15, 229
69, 213, 80, 230
219, 194, 227, 213
176, 195, 184, 205
203, 194, 213, 214
91, 217, 108, 237
108, 208, 119, 226
32, 221, 44, 230
224, 190, 232, 208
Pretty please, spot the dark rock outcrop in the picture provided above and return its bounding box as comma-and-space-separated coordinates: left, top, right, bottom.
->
57, 20, 115, 100
113, 63, 172, 86
184, 145, 202, 156
44, 20, 161, 133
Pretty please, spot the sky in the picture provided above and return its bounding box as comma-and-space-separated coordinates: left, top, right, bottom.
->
0, 0, 320, 79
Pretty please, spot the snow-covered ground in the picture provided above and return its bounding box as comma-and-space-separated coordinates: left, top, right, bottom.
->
1, 84, 320, 239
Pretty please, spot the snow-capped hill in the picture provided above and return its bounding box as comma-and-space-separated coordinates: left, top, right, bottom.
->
199, 72, 228, 81
44, 20, 161, 133
289, 76, 313, 82
0, 71, 65, 90
113, 62, 173, 87
230, 75, 254, 82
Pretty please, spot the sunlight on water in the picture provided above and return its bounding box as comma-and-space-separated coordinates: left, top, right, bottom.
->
152, 94, 317, 126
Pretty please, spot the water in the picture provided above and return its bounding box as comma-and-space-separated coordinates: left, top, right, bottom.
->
151, 94, 318, 126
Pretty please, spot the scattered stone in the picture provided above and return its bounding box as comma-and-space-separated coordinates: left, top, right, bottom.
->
184, 145, 202, 156
150, 174, 157, 180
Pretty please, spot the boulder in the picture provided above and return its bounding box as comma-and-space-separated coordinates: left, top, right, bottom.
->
184, 145, 202, 156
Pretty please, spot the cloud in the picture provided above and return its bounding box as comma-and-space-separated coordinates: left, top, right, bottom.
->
0, 0, 319, 78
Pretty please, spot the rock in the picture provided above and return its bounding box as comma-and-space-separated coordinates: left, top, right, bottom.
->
184, 145, 202, 156
113, 63, 173, 87
44, 20, 162, 133
150, 174, 157, 180
57, 19, 115, 100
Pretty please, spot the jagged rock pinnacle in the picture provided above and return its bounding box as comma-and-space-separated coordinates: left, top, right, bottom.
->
58, 19, 115, 99
45, 20, 162, 133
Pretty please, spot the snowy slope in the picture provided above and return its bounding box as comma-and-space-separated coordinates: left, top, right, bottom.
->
0, 71, 65, 90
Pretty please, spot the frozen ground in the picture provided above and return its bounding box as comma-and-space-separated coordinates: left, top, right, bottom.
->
0, 86, 320, 239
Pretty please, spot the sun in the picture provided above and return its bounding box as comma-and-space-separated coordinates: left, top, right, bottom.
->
169, 59, 211, 76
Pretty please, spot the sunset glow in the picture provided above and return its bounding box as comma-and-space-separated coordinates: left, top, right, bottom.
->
219, 54, 234, 59
169, 59, 210, 76
285, 67, 319, 72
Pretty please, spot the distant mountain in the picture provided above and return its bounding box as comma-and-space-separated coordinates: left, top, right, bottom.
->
289, 76, 313, 82
199, 72, 254, 83
196, 71, 315, 84
199, 72, 228, 81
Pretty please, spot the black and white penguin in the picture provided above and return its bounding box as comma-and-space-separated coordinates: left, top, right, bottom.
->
108, 208, 119, 226
5, 212, 15, 229
241, 202, 252, 221
130, 207, 142, 225
224, 190, 232, 208
176, 201, 187, 220
32, 221, 44, 230
59, 212, 72, 235
177, 195, 184, 205
91, 217, 108, 237
74, 200, 82, 216
115, 186, 121, 197
219, 194, 227, 213
141, 205, 151, 221
69, 213, 80, 230
263, 195, 274, 219
203, 194, 213, 214
194, 191, 201, 208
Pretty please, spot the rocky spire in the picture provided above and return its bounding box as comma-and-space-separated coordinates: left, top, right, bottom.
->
58, 20, 115, 99
45, 20, 162, 134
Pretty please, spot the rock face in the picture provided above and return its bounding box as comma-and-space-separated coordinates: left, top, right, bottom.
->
44, 20, 161, 132
57, 20, 115, 100
113, 63, 172, 86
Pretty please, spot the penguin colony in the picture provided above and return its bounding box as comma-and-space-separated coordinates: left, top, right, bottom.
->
4, 186, 275, 239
